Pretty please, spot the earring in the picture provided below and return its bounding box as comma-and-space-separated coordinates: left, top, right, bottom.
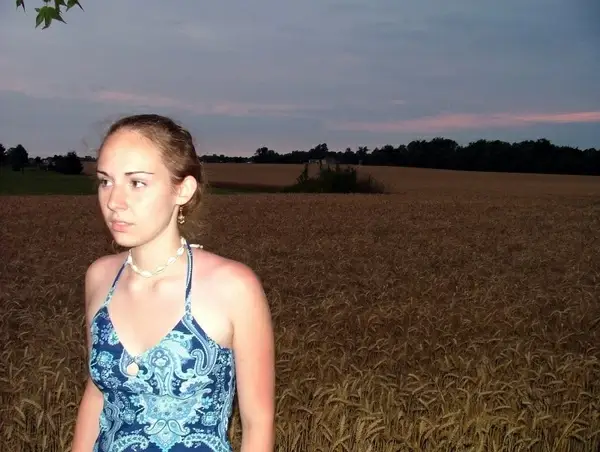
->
177, 206, 185, 224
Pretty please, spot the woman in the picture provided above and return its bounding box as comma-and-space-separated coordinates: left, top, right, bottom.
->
71, 114, 275, 452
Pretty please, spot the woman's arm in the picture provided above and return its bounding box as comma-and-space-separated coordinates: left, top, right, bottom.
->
228, 263, 276, 452
71, 259, 108, 452
71, 378, 104, 451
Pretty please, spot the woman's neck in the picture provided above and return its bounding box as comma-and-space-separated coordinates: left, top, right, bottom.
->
128, 229, 185, 276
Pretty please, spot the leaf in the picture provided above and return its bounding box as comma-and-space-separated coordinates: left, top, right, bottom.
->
34, 8, 45, 28
43, 10, 53, 29
66, 0, 83, 11
34, 6, 52, 29
49, 6, 67, 24
16, 0, 25, 11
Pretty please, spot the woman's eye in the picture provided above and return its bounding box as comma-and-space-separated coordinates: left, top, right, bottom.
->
132, 180, 146, 188
98, 178, 111, 187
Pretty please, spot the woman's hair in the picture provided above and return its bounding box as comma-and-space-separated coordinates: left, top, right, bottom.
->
98, 114, 207, 238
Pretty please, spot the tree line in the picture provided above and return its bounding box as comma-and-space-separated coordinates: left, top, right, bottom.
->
0, 143, 88, 174
2, 136, 599, 176
201, 138, 600, 176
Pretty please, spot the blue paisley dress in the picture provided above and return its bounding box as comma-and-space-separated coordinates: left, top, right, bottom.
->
89, 243, 236, 452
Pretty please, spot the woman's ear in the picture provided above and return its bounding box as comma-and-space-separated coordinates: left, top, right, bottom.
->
176, 174, 198, 206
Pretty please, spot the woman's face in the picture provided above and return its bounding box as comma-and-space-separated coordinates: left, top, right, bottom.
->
96, 129, 180, 248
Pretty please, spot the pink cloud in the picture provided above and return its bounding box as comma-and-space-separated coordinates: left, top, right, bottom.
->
0, 77, 327, 118
2, 75, 598, 131
92, 90, 328, 118
328, 111, 600, 133
0, 78, 54, 98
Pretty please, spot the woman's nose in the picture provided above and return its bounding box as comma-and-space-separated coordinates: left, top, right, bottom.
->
107, 186, 127, 211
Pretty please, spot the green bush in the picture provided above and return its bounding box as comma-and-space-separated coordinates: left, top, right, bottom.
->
283, 163, 385, 193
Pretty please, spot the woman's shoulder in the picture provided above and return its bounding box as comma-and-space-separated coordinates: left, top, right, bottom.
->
84, 252, 127, 307
193, 247, 259, 280
191, 249, 273, 359
192, 248, 266, 307
86, 252, 127, 280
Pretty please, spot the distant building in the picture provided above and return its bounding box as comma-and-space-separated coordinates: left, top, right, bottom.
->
308, 157, 338, 167
40, 157, 54, 170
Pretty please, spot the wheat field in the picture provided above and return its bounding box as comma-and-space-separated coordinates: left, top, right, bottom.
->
1, 166, 599, 451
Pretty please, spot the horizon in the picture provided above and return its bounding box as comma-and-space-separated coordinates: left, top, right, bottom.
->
21, 135, 600, 161
1, 0, 599, 158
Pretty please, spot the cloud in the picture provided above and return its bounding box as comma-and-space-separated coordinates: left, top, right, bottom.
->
0, 76, 330, 118
328, 111, 600, 133
92, 90, 330, 118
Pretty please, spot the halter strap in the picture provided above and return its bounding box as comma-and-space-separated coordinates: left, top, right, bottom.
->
184, 242, 194, 316
102, 259, 127, 307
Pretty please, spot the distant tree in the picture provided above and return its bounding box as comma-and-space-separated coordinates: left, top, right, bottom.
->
51, 151, 83, 174
0, 143, 6, 167
7, 144, 29, 172
356, 146, 369, 164
252, 146, 279, 163
16, 0, 83, 29
305, 143, 329, 162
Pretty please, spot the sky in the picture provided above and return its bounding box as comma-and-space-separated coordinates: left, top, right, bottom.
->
0, 0, 599, 158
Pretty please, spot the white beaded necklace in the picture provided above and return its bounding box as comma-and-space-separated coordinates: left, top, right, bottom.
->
126, 236, 203, 278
